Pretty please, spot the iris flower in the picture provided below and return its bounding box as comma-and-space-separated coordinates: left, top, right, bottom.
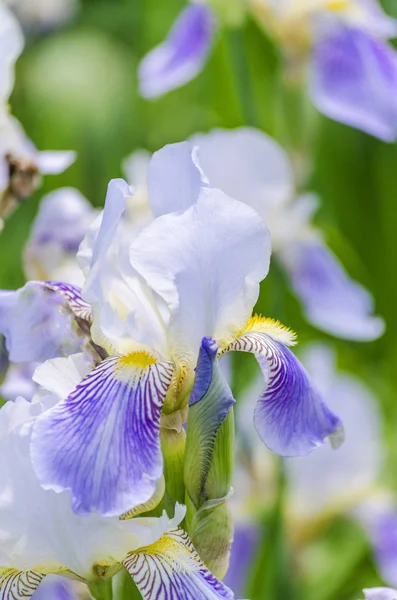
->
0, 144, 342, 520
138, 0, 397, 141
0, 355, 237, 600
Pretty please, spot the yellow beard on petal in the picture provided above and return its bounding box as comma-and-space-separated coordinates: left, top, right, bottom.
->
118, 351, 157, 370
236, 315, 297, 346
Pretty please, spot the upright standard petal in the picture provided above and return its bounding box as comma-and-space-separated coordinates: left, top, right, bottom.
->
124, 528, 235, 599
310, 24, 397, 141
130, 188, 271, 369
221, 317, 343, 456
147, 142, 204, 217
138, 3, 215, 99
280, 240, 385, 340
78, 179, 169, 357
0, 282, 83, 363
31, 352, 174, 516
191, 127, 294, 215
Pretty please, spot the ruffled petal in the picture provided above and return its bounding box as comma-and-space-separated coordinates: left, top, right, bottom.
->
147, 142, 205, 217
280, 240, 384, 340
310, 24, 397, 141
78, 179, 168, 356
130, 188, 271, 369
0, 570, 44, 600
138, 3, 215, 99
31, 354, 174, 516
0, 282, 84, 363
222, 317, 343, 457
191, 127, 294, 214
124, 528, 235, 599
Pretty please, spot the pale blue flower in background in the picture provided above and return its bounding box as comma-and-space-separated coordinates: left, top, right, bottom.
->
138, 3, 215, 99
139, 0, 397, 141
191, 127, 384, 340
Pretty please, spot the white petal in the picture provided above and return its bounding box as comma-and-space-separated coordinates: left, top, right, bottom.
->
147, 142, 205, 217
78, 179, 169, 356
191, 127, 294, 216
130, 188, 271, 367
0, 397, 184, 578
35, 151, 76, 174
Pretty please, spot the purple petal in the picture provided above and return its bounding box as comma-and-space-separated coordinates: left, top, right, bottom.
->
223, 523, 259, 597
185, 337, 235, 506
310, 25, 397, 141
124, 528, 235, 599
139, 3, 215, 99
224, 320, 343, 456
0, 282, 83, 363
31, 577, 78, 600
281, 241, 384, 341
31, 354, 174, 516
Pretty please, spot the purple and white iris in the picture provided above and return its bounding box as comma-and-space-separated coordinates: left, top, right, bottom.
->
138, 0, 397, 141
0, 368, 236, 600
0, 143, 342, 523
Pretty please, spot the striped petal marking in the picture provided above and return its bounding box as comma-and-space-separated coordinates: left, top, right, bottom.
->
221, 316, 343, 457
0, 571, 44, 600
124, 528, 235, 599
44, 281, 92, 324
31, 352, 174, 516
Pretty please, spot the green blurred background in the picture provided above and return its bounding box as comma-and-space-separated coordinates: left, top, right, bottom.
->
3, 1, 397, 598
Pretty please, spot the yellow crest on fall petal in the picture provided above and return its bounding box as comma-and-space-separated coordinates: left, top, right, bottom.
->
118, 351, 157, 370
326, 0, 349, 11
237, 315, 297, 346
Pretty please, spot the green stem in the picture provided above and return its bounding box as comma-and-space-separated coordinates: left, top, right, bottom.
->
88, 579, 113, 600
228, 28, 257, 127
246, 458, 296, 600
